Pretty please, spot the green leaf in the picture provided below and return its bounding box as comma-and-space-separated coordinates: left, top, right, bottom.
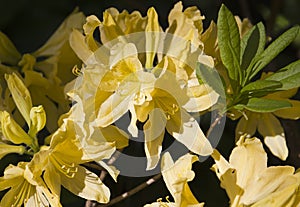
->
240, 80, 282, 95
265, 60, 300, 90
217, 4, 241, 84
250, 25, 300, 79
234, 98, 292, 113
241, 22, 265, 72
196, 62, 225, 98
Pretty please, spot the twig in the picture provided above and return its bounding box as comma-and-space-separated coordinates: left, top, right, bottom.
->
206, 113, 224, 138
97, 173, 162, 207
82, 162, 105, 171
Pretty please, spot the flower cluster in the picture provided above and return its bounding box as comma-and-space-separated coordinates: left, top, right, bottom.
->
0, 1, 299, 207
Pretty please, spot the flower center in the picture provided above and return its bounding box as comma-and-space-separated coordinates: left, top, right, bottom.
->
50, 155, 78, 178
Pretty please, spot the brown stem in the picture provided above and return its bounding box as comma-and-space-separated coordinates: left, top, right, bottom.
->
96, 173, 162, 207
206, 113, 224, 138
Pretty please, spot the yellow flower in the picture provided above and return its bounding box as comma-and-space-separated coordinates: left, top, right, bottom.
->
69, 2, 219, 170
28, 116, 118, 204
0, 162, 60, 207
0, 10, 85, 132
145, 152, 204, 207
235, 87, 300, 160
211, 136, 300, 207
2, 73, 48, 153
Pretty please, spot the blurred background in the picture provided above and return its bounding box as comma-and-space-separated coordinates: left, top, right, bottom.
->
0, 0, 299, 206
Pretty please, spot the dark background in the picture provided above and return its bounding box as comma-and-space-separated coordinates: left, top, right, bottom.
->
0, 0, 299, 206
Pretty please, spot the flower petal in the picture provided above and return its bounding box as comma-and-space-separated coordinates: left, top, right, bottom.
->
144, 108, 167, 170
92, 125, 129, 149
28, 105, 46, 137
95, 88, 135, 127
33, 11, 85, 57
5, 73, 32, 126
257, 113, 288, 160
229, 137, 267, 190
61, 166, 110, 203
0, 31, 21, 65
0, 142, 25, 160
161, 152, 200, 206
235, 112, 258, 139
240, 166, 295, 205
1, 111, 33, 145
145, 7, 160, 69
69, 29, 96, 65
211, 150, 242, 203
184, 83, 219, 112
273, 100, 300, 120
166, 109, 213, 156
83, 15, 101, 51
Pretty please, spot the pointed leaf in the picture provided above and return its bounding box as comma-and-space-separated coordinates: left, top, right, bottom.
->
217, 4, 241, 83
240, 80, 282, 96
265, 60, 300, 90
196, 62, 225, 98
235, 97, 292, 113
241, 22, 265, 71
251, 25, 300, 79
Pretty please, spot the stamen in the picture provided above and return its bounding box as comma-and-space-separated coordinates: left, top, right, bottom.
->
50, 156, 78, 178
72, 66, 82, 76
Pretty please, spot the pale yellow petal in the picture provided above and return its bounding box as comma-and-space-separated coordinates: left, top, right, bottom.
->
145, 7, 160, 69
83, 15, 101, 51
167, 1, 203, 49
61, 166, 110, 203
69, 29, 96, 64
95, 88, 135, 127
161, 152, 200, 206
144, 108, 167, 170
230, 137, 267, 190
166, 110, 213, 156
251, 177, 300, 207
257, 113, 288, 160
5, 73, 32, 125
211, 150, 242, 203
240, 166, 295, 205
100, 10, 124, 44
28, 105, 46, 137
93, 125, 129, 149
184, 83, 219, 112
98, 161, 120, 182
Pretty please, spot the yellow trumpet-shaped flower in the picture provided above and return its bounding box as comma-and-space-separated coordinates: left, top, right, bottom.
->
145, 152, 204, 207
68, 2, 219, 170
0, 10, 85, 132
211, 136, 300, 207
28, 116, 117, 204
0, 162, 60, 207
